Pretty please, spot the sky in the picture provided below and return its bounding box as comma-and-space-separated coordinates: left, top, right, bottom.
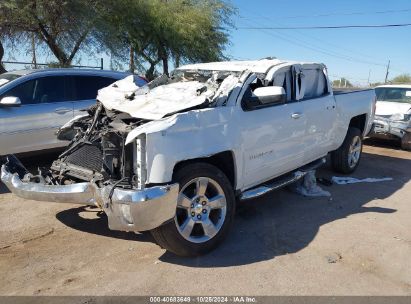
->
228, 0, 411, 85
4, 0, 411, 86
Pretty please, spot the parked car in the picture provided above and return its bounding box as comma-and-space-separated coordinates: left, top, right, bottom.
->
0, 69, 147, 155
369, 85, 411, 150
1, 59, 375, 256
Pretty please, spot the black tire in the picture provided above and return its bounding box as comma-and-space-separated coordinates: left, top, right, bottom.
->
150, 163, 236, 257
331, 127, 363, 174
401, 132, 411, 151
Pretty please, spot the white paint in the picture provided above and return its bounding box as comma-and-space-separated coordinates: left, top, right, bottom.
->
91, 59, 375, 191
0, 79, 9, 86
375, 101, 411, 116
97, 73, 241, 120
331, 176, 393, 185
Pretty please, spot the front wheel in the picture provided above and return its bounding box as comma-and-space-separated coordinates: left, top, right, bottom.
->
150, 163, 235, 256
331, 127, 363, 174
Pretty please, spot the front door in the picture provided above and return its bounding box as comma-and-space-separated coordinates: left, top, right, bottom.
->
237, 72, 306, 190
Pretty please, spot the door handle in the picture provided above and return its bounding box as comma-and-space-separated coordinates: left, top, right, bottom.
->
291, 112, 302, 119
55, 108, 71, 114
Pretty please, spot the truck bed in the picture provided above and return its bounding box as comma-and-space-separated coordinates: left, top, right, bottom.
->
333, 88, 374, 95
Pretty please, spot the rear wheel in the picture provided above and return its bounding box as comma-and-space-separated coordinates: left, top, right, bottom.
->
331, 127, 363, 174
150, 163, 235, 256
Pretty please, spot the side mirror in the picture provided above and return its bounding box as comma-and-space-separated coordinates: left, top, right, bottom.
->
0, 96, 21, 107
253, 86, 286, 104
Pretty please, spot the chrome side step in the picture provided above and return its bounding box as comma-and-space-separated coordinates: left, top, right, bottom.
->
240, 158, 326, 201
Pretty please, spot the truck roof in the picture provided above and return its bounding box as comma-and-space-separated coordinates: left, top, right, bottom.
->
177, 58, 324, 74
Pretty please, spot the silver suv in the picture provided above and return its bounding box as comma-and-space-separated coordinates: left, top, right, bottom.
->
0, 69, 147, 155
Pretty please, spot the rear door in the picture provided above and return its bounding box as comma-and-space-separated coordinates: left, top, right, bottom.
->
0, 76, 73, 154
71, 75, 119, 116
299, 66, 337, 162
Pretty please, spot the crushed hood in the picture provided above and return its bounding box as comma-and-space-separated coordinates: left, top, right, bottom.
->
375, 101, 411, 116
97, 76, 217, 120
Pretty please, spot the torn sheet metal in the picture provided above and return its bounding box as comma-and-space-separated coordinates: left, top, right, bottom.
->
331, 176, 393, 185
98, 77, 210, 120
372, 115, 410, 138
97, 73, 240, 120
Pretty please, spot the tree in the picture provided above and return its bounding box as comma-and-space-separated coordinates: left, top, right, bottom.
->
391, 74, 411, 84
0, 40, 6, 73
99, 0, 235, 79
0, 0, 104, 67
332, 78, 353, 88
0, 0, 235, 78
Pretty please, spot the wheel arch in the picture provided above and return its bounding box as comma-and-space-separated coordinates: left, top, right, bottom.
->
172, 151, 237, 190
349, 114, 367, 136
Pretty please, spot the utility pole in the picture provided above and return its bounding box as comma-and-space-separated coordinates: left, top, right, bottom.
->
384, 60, 390, 84
367, 69, 371, 86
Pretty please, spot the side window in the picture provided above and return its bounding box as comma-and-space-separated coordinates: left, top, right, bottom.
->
1, 80, 37, 104
33, 76, 68, 103
241, 77, 286, 110
73, 76, 117, 101
301, 69, 328, 100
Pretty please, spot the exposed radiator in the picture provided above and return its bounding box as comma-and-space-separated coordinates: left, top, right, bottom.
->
65, 144, 103, 172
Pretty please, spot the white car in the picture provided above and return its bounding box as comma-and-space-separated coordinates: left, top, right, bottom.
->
369, 85, 411, 150
0, 69, 147, 155
1, 59, 376, 256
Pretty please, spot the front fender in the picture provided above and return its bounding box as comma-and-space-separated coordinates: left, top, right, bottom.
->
141, 107, 240, 185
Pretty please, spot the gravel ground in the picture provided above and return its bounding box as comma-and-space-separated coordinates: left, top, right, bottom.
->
0, 141, 410, 296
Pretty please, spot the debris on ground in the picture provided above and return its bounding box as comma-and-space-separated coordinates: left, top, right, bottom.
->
331, 176, 393, 185
290, 170, 331, 197
326, 252, 343, 264
316, 177, 333, 186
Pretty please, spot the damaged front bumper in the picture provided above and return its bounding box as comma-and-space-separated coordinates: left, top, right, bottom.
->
370, 116, 410, 139
1, 164, 179, 232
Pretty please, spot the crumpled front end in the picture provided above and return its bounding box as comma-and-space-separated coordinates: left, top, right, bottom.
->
1, 156, 179, 232
371, 114, 410, 139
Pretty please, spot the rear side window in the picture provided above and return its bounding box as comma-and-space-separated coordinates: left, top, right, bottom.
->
33, 76, 68, 103
72, 76, 117, 101
1, 76, 68, 104
301, 69, 328, 99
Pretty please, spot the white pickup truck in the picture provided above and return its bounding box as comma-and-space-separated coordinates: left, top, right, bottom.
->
369, 85, 411, 150
1, 59, 376, 256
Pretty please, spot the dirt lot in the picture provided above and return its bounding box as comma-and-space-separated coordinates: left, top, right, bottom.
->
0, 141, 410, 296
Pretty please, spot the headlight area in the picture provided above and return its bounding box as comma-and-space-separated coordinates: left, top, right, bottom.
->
135, 134, 147, 189
372, 114, 411, 139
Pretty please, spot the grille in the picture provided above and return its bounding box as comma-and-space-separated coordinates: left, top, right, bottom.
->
65, 144, 103, 172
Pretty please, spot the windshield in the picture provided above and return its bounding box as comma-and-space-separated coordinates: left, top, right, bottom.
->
0, 73, 22, 87
375, 87, 411, 103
